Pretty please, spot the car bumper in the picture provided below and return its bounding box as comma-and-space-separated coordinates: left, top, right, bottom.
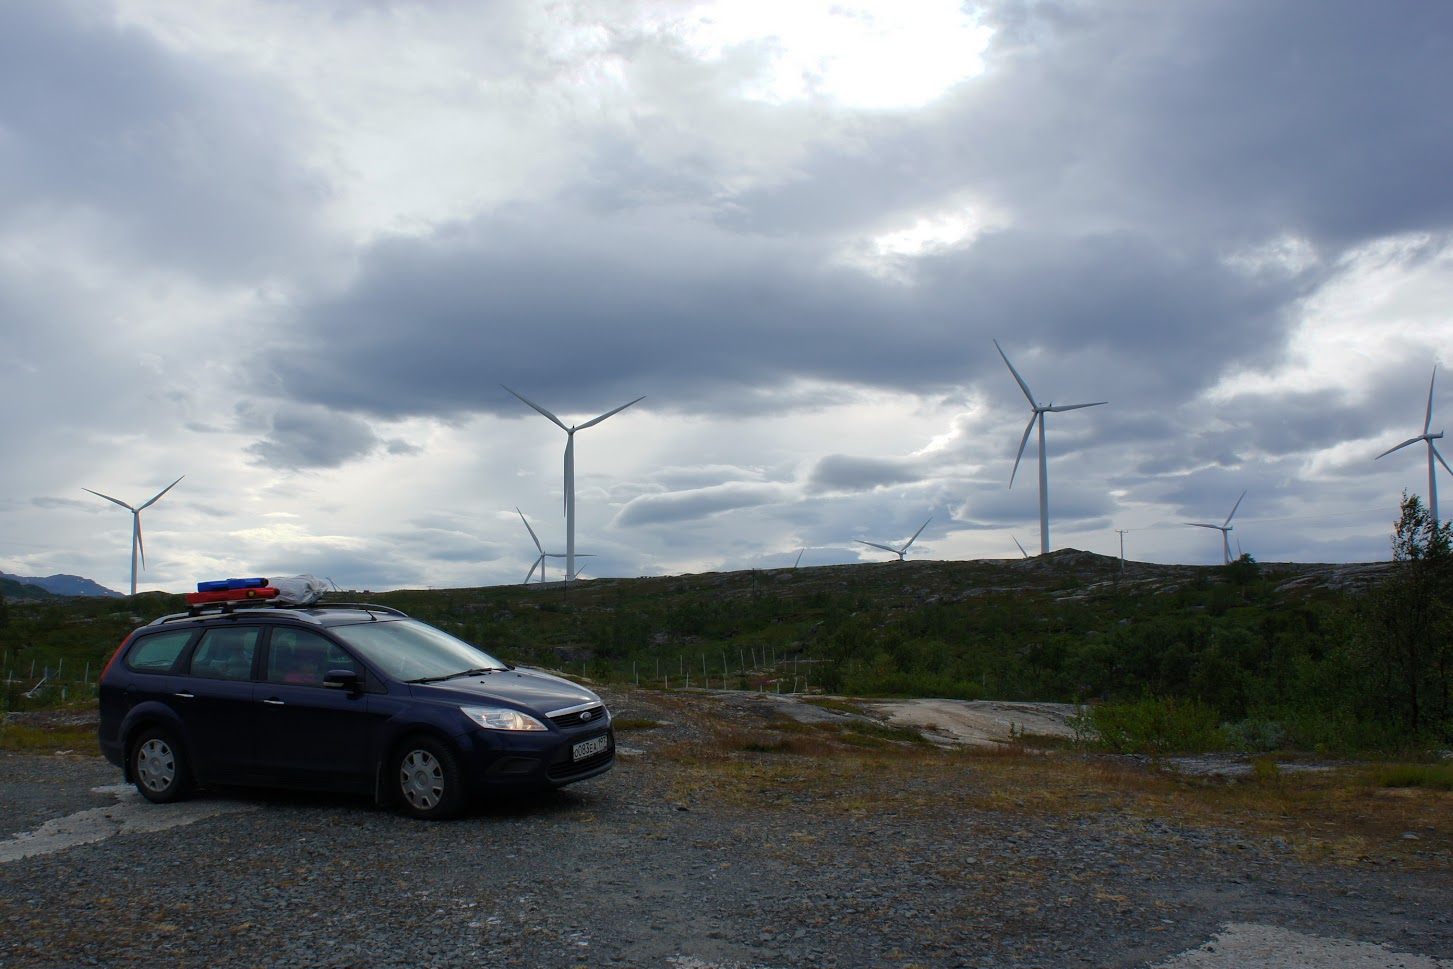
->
455, 725, 616, 793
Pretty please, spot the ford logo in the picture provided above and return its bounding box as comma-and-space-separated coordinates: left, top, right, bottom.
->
579, 709, 594, 721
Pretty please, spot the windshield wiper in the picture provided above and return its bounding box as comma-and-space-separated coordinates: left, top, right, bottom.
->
407, 667, 503, 684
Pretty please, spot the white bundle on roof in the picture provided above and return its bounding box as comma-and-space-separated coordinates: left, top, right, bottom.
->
273, 574, 328, 605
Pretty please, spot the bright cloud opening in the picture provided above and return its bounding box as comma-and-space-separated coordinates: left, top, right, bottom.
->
671, 0, 992, 109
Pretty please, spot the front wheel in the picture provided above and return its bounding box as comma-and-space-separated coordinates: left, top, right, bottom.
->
393, 737, 465, 820
131, 728, 193, 804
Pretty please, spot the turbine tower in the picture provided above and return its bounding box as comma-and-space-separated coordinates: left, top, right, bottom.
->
856, 517, 931, 561
995, 340, 1107, 555
1185, 490, 1246, 565
505, 387, 643, 583
1376, 366, 1451, 522
84, 475, 184, 596
516, 507, 592, 584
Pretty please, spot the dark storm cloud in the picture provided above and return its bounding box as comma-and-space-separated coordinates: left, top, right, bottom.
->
805, 455, 927, 494
0, 4, 327, 281
1065, 0, 1453, 248
244, 404, 385, 470
263, 212, 923, 420
614, 481, 789, 528
259, 209, 1301, 442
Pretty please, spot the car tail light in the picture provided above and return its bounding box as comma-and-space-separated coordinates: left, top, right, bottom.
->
98, 635, 132, 683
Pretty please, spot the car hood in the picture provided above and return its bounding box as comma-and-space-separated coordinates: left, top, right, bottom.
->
409, 667, 603, 715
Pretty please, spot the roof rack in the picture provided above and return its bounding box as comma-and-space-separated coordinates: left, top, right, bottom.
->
153, 600, 411, 624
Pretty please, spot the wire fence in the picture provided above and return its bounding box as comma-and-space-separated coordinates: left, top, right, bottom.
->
594, 649, 822, 695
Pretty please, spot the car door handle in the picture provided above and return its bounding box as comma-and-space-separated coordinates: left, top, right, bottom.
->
262, 698, 285, 705
175, 692, 195, 699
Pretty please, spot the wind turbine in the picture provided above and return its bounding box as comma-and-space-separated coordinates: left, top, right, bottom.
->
516, 507, 592, 584
84, 475, 185, 596
1185, 490, 1246, 565
856, 517, 931, 561
504, 386, 644, 584
995, 340, 1106, 555
1012, 536, 1030, 559
1376, 366, 1451, 522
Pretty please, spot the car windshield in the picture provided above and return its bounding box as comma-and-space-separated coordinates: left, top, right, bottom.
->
330, 618, 508, 682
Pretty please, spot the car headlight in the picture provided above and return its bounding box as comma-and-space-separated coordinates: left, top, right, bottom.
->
461, 705, 547, 731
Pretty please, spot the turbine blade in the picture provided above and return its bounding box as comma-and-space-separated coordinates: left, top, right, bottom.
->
1012, 536, 1028, 557
1046, 401, 1108, 412
994, 339, 1036, 404
1010, 414, 1036, 486
576, 396, 646, 431
1224, 489, 1247, 526
84, 488, 136, 512
137, 475, 185, 511
503, 385, 568, 431
903, 517, 932, 550
517, 508, 544, 553
1433, 443, 1453, 477
1185, 522, 1220, 530
135, 515, 146, 571
855, 540, 897, 554
526, 554, 543, 584
1425, 367, 1438, 435
1223, 533, 1232, 563
1376, 436, 1423, 459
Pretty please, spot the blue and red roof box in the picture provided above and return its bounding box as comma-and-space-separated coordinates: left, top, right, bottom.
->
196, 577, 269, 593
186, 586, 279, 605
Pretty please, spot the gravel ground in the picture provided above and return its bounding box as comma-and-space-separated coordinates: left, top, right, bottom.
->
3, 689, 1452, 969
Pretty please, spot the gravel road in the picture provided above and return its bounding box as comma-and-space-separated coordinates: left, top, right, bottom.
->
3, 688, 1452, 969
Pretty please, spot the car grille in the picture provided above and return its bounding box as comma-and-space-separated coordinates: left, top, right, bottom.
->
548, 704, 606, 729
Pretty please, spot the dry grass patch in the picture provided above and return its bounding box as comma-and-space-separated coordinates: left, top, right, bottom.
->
648, 721, 1453, 869
613, 691, 1453, 869
0, 721, 98, 753
611, 717, 665, 731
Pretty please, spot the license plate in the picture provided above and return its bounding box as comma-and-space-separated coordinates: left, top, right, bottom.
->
572, 735, 609, 761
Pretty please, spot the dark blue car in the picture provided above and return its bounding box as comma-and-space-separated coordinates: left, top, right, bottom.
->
98, 601, 614, 819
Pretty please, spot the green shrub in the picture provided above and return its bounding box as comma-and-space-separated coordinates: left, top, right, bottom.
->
1377, 763, 1453, 791
1222, 718, 1287, 753
1084, 696, 1225, 755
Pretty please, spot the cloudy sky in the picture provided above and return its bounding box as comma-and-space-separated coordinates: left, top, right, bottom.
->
3, 0, 1451, 594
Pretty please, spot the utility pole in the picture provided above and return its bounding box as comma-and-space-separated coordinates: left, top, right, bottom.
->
1115, 529, 1128, 571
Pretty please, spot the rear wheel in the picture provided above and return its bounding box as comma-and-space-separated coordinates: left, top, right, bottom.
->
393, 737, 464, 820
131, 728, 193, 804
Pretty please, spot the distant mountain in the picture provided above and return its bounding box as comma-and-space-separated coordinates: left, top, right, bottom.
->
0, 570, 123, 598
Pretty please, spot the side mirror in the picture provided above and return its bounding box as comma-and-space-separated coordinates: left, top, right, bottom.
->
323, 669, 363, 695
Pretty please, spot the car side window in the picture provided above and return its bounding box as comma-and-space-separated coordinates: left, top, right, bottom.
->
266, 629, 359, 687
188, 627, 260, 681
125, 630, 195, 673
